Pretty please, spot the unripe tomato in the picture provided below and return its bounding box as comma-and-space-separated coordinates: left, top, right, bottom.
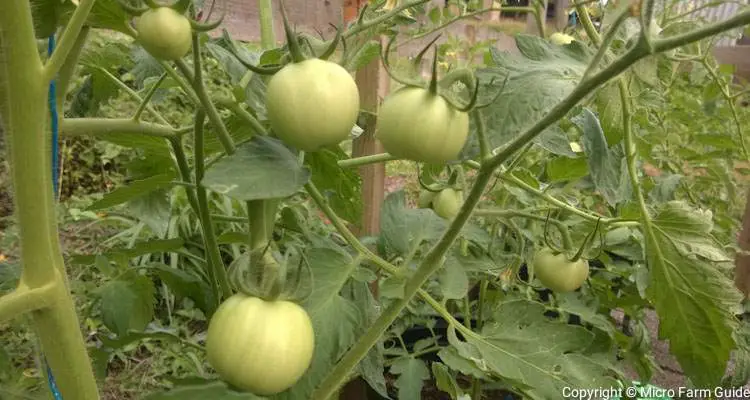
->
549, 32, 575, 45
432, 188, 463, 220
417, 190, 436, 209
531, 247, 589, 292
206, 294, 315, 395
135, 7, 193, 61
265, 58, 360, 152
376, 87, 469, 164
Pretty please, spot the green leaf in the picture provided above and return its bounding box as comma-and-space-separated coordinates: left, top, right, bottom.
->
201, 136, 311, 201
345, 40, 382, 72
572, 108, 631, 206
31, 0, 63, 38
88, 172, 177, 211
546, 156, 588, 182
390, 358, 430, 400
277, 245, 363, 399
593, 83, 623, 145
450, 299, 621, 400
439, 256, 469, 300
306, 147, 363, 224
145, 264, 216, 315
533, 125, 577, 157
127, 189, 172, 237
204, 113, 260, 156
142, 380, 267, 399
431, 362, 464, 399
205, 41, 257, 85
466, 35, 590, 155
646, 201, 743, 387
98, 272, 156, 337
379, 191, 490, 257
69, 238, 185, 265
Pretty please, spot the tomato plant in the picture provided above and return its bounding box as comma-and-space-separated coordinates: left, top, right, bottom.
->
206, 294, 315, 395
2, 0, 750, 399
135, 7, 193, 61
531, 247, 590, 292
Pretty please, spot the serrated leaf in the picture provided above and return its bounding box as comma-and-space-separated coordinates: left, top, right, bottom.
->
533, 125, 577, 157
465, 35, 590, 155
439, 256, 469, 300
431, 362, 463, 399
646, 201, 743, 387
88, 172, 176, 211
546, 156, 588, 182
306, 147, 363, 224
127, 189, 172, 237
437, 346, 491, 380
379, 191, 489, 257
450, 299, 621, 400
573, 108, 631, 206
146, 264, 216, 315
201, 136, 310, 201
345, 40, 382, 72
276, 245, 363, 399
390, 358, 430, 400
98, 273, 156, 337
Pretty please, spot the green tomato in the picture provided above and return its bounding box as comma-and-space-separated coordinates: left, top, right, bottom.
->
549, 32, 575, 45
417, 190, 436, 209
376, 87, 469, 164
432, 188, 463, 220
266, 58, 360, 152
206, 294, 315, 395
135, 7, 192, 61
531, 247, 590, 293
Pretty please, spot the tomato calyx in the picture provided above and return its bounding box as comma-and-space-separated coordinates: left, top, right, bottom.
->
223, 0, 343, 77
381, 34, 480, 113
228, 245, 312, 304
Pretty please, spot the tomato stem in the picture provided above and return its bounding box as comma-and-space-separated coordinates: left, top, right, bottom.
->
279, 0, 307, 63
427, 47, 439, 96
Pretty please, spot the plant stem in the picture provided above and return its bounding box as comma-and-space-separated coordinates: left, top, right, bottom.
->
474, 208, 573, 251
0, 284, 56, 324
533, 1, 546, 38
338, 152, 398, 168
193, 111, 233, 302
175, 57, 235, 155
217, 98, 269, 135
61, 118, 181, 138
55, 26, 89, 113
42, 0, 95, 81
1, 1, 99, 398
343, 0, 432, 39
258, 0, 276, 50
133, 72, 169, 122
83, 64, 171, 126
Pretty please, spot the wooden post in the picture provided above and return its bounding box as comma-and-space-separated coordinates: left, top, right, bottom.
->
735, 188, 750, 300
339, 2, 388, 399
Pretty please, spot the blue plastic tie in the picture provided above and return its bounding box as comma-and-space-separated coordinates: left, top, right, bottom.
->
46, 33, 64, 400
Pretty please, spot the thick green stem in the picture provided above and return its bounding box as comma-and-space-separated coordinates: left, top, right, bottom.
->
175, 56, 235, 155
61, 118, 181, 138
42, 0, 95, 81
134, 73, 168, 122
338, 152, 398, 168
1, 1, 99, 398
258, 0, 276, 50
0, 283, 56, 324
533, 1, 547, 38
192, 111, 233, 302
